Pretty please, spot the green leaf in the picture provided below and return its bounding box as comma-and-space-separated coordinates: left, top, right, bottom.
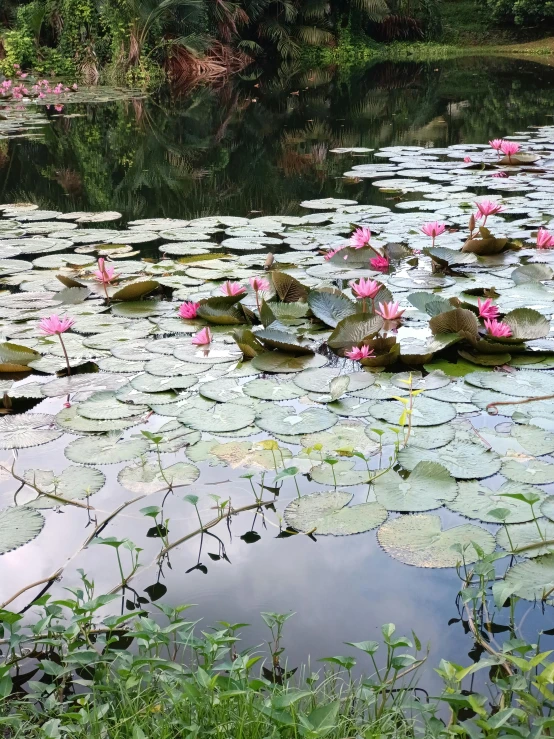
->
327, 313, 383, 350
284, 492, 387, 536
0, 506, 44, 554
308, 289, 356, 328
272, 271, 308, 302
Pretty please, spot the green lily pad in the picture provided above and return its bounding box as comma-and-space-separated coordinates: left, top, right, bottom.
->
501, 459, 554, 484
503, 308, 550, 340
256, 406, 337, 436
504, 554, 554, 603
23, 466, 105, 508
327, 313, 383, 350
370, 396, 456, 427
284, 491, 387, 536
118, 461, 199, 493
251, 352, 327, 373
77, 391, 149, 420
199, 378, 246, 402
65, 434, 150, 464
497, 521, 554, 558
56, 406, 144, 433
0, 506, 45, 554
307, 289, 356, 328
179, 402, 255, 432
0, 414, 62, 449
374, 462, 457, 512
243, 378, 304, 401
447, 481, 547, 523
398, 441, 501, 479
310, 460, 370, 486
377, 514, 495, 568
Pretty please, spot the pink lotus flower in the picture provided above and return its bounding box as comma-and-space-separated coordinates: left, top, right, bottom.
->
94, 257, 118, 284
350, 227, 371, 249
39, 315, 74, 335
376, 301, 405, 321
478, 298, 499, 320
39, 315, 74, 375
489, 139, 503, 152
345, 345, 374, 361
421, 221, 446, 247
324, 246, 345, 261
492, 171, 508, 178
178, 301, 200, 319
500, 141, 520, 160
221, 281, 246, 297
249, 276, 270, 293
192, 327, 212, 345
537, 228, 554, 249
475, 199, 503, 226
484, 319, 512, 338
350, 278, 380, 300
464, 156, 472, 163
370, 255, 389, 273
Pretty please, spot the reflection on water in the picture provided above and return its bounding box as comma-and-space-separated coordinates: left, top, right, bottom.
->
2, 54, 554, 680
3, 56, 554, 221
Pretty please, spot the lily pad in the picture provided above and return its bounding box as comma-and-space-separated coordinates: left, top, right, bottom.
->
284, 491, 387, 536
504, 555, 554, 603
447, 481, 547, 523
374, 462, 457, 512
370, 396, 456, 426
310, 460, 370, 486
23, 466, 105, 508
0, 506, 45, 554
243, 378, 304, 401
0, 414, 62, 449
398, 441, 501, 479
118, 461, 199, 493
501, 459, 554, 484
65, 434, 150, 464
179, 402, 255, 432
256, 406, 337, 436
377, 514, 495, 567
251, 352, 327, 373
497, 521, 554, 558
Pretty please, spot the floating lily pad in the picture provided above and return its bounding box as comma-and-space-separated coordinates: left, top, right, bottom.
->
377, 514, 495, 567
501, 459, 554, 484
284, 491, 387, 536
65, 434, 150, 464
243, 378, 304, 401
0, 506, 45, 554
398, 441, 501, 479
307, 290, 356, 327
179, 402, 255, 432
77, 392, 149, 420
56, 405, 144, 433
23, 466, 105, 508
370, 396, 456, 426
118, 461, 199, 493
447, 481, 547, 523
256, 406, 337, 436
497, 520, 554, 558
301, 420, 378, 456
310, 460, 370, 486
374, 462, 457, 512
504, 555, 554, 603
0, 414, 62, 449
251, 351, 327, 373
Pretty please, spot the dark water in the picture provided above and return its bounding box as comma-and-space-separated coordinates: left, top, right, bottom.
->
3, 54, 554, 688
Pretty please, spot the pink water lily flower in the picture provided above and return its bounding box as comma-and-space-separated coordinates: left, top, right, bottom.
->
370, 255, 389, 273
475, 199, 503, 226
421, 221, 446, 247
324, 246, 346, 261
537, 228, 554, 249
376, 301, 405, 321
39, 315, 74, 375
478, 298, 499, 320
178, 301, 200, 319
350, 226, 372, 248
500, 140, 520, 160
345, 345, 374, 361
350, 278, 380, 300
484, 319, 512, 338
221, 281, 246, 297
94, 257, 118, 284
464, 156, 472, 163
489, 139, 503, 154
192, 327, 212, 345
39, 315, 74, 335
249, 276, 270, 293
492, 171, 508, 178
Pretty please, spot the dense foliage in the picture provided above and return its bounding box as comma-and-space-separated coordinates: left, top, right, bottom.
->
485, 0, 554, 25
0, 0, 442, 83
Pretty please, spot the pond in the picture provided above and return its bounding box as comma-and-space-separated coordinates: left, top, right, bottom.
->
2, 54, 554, 691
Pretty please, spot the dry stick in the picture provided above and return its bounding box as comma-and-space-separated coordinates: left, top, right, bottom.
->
486, 393, 554, 415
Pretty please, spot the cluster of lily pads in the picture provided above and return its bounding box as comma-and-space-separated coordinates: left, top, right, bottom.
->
3, 127, 554, 608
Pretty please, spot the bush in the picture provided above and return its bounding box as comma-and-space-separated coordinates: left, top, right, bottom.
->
486, 0, 554, 25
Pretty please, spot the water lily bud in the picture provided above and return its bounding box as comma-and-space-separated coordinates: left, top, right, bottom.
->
469, 214, 475, 233
264, 253, 274, 271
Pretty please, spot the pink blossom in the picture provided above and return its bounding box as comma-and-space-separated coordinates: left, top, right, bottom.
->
464, 156, 472, 163
484, 319, 512, 338
54, 105, 63, 112
178, 301, 200, 319
192, 327, 212, 345
249, 276, 270, 293
221, 281, 246, 296
20, 73, 27, 79
475, 199, 503, 225
12, 64, 19, 69
489, 139, 503, 152
324, 246, 345, 261
376, 301, 405, 320
349, 226, 372, 249
94, 257, 118, 284
500, 141, 520, 159
478, 298, 499, 320
421, 221, 446, 246
39, 315, 75, 335
537, 228, 554, 249
370, 255, 389, 273
345, 345, 374, 361
492, 171, 508, 178
350, 278, 380, 300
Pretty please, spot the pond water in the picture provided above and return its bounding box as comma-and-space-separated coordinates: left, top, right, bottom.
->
2, 54, 554, 691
